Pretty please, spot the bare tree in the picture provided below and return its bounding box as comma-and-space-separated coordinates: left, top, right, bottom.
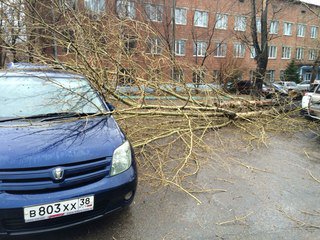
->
0, 0, 26, 67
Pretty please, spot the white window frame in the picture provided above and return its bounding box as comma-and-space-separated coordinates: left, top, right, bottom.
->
250, 46, 256, 58
214, 42, 227, 57
282, 46, 291, 59
233, 42, 245, 58
256, 18, 261, 33
175, 39, 186, 56
295, 47, 304, 60
116, 0, 135, 19
84, 0, 105, 13
269, 20, 279, 34
175, 7, 187, 25
268, 45, 277, 59
193, 41, 207, 57
297, 24, 306, 37
172, 67, 184, 81
266, 70, 275, 82
147, 37, 162, 55
234, 16, 246, 31
309, 49, 317, 61
145, 3, 163, 22
194, 10, 208, 27
311, 26, 318, 39
283, 22, 293, 36
215, 13, 228, 30
62, 0, 77, 9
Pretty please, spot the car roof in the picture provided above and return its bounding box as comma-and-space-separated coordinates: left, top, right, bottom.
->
0, 69, 85, 79
1, 62, 85, 79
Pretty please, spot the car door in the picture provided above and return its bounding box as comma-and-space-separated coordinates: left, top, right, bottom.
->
309, 85, 320, 118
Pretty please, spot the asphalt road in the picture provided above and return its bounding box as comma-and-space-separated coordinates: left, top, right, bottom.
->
4, 127, 320, 240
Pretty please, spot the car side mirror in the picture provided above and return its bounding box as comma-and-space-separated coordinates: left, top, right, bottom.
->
106, 102, 115, 111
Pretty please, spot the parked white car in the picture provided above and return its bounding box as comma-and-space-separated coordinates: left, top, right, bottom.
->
307, 84, 320, 120
297, 80, 310, 91
278, 81, 298, 91
302, 83, 320, 119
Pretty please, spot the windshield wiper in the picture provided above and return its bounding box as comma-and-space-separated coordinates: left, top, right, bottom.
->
0, 112, 107, 123
40, 112, 107, 122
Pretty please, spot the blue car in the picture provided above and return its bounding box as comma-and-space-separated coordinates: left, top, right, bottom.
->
0, 64, 137, 235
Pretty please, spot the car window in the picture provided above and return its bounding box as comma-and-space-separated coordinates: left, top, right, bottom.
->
300, 80, 310, 84
0, 75, 106, 118
285, 82, 296, 87
310, 84, 318, 92
315, 84, 320, 94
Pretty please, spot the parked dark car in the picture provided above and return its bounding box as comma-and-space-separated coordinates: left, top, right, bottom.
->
225, 80, 253, 94
0, 63, 137, 235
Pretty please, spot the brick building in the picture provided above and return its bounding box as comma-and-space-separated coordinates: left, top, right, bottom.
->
45, 0, 320, 84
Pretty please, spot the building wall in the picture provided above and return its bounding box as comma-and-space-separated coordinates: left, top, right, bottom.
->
49, 0, 320, 83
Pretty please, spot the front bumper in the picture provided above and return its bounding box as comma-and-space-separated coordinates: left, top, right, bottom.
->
0, 166, 137, 236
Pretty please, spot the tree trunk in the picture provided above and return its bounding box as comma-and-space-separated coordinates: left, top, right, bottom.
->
250, 0, 269, 97
311, 53, 320, 84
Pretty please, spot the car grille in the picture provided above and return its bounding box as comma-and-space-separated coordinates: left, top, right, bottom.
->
0, 157, 111, 194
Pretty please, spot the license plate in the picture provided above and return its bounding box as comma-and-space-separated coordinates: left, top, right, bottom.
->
24, 195, 94, 223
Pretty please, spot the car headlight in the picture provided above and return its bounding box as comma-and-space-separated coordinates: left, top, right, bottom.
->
111, 140, 132, 176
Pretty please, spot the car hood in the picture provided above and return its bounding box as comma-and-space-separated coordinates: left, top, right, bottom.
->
0, 116, 125, 169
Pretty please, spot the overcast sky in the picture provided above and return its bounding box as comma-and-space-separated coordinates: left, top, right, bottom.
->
300, 0, 320, 6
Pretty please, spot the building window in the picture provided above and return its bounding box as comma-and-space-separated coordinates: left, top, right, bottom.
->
172, 67, 184, 81
194, 10, 208, 27
192, 69, 206, 84
282, 46, 291, 59
250, 46, 256, 58
123, 35, 137, 53
116, 0, 135, 19
118, 68, 135, 85
234, 16, 246, 31
145, 3, 163, 22
149, 68, 161, 82
233, 42, 245, 58
215, 13, 228, 30
213, 70, 221, 82
193, 41, 207, 57
309, 49, 317, 61
297, 24, 306, 37
280, 70, 285, 81
256, 18, 261, 33
147, 37, 162, 55
305, 73, 312, 80
84, 0, 105, 13
268, 46, 277, 59
283, 22, 292, 36
175, 8, 187, 25
311, 26, 318, 39
266, 70, 275, 82
269, 20, 279, 34
61, 0, 77, 10
175, 40, 186, 56
295, 47, 304, 60
214, 42, 227, 57
62, 29, 75, 53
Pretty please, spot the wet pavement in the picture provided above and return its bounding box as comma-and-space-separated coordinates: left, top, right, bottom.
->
4, 128, 320, 240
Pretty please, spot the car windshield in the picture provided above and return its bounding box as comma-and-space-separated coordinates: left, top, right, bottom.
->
0, 75, 106, 118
